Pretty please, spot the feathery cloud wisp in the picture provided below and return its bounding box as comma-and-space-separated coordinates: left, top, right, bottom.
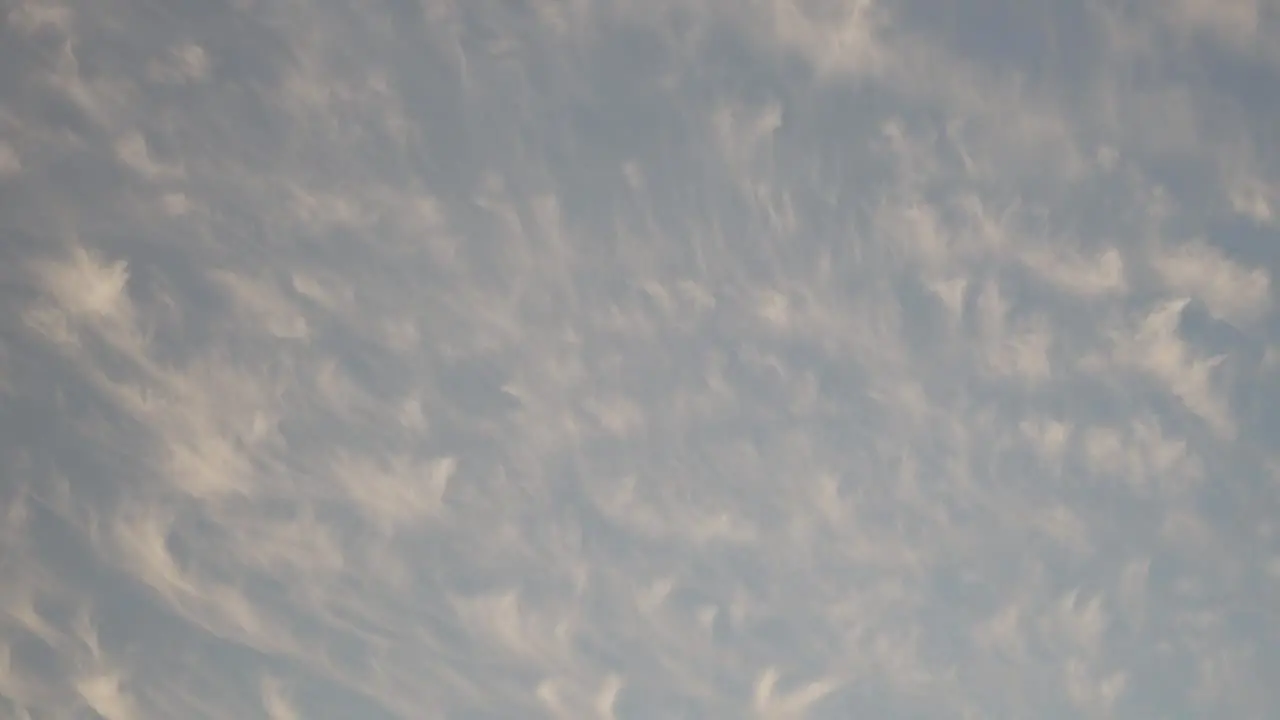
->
2, 0, 1278, 717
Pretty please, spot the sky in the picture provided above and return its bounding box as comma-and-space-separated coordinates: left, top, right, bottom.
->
1, 0, 1279, 717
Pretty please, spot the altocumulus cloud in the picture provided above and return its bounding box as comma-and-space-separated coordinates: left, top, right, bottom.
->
2, 0, 1279, 717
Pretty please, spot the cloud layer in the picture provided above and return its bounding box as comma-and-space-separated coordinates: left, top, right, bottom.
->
2, 0, 1278, 717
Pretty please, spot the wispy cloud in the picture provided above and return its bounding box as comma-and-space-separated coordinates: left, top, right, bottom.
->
2, 0, 1277, 717
1151, 238, 1272, 326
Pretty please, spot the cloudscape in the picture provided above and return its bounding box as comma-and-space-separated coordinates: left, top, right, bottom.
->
1, 0, 1278, 717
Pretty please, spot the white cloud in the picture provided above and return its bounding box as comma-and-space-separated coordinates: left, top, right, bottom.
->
3, 0, 1278, 717
330, 452, 455, 533
115, 132, 185, 181
1082, 416, 1203, 495
1043, 590, 1108, 659
973, 601, 1027, 661
6, 0, 72, 35
212, 269, 311, 340
27, 246, 133, 324
1020, 246, 1128, 299
1151, 239, 1271, 326
260, 677, 299, 720
147, 44, 210, 85
1229, 176, 1276, 225
1265, 345, 1280, 370
1102, 299, 1236, 437
974, 280, 1054, 383
1063, 658, 1126, 717
1020, 416, 1073, 471
0, 141, 21, 177
764, 0, 888, 79
1159, 0, 1264, 50
1035, 503, 1093, 558
76, 673, 139, 720
752, 666, 839, 719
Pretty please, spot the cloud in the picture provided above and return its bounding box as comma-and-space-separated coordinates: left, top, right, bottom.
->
1081, 415, 1204, 495
6, 0, 72, 35
212, 269, 311, 341
752, 667, 839, 719
114, 132, 185, 181
1157, 0, 1266, 50
1151, 239, 1271, 326
260, 677, 299, 720
146, 43, 209, 86
76, 673, 139, 720
759, 0, 889, 79
974, 279, 1054, 383
26, 246, 134, 327
330, 452, 454, 533
2, 0, 1278, 717
1226, 169, 1278, 226
1019, 246, 1128, 299
1101, 299, 1236, 437
0, 141, 21, 178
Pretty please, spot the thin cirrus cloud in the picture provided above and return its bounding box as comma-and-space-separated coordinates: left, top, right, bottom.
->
1, 0, 1278, 718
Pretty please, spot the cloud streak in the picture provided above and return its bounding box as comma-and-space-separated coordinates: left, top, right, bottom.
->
2, 0, 1278, 717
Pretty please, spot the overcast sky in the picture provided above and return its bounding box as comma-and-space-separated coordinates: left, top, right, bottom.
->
2, 0, 1279, 718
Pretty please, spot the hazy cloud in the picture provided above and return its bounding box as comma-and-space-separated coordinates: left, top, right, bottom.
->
2, 0, 1277, 717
